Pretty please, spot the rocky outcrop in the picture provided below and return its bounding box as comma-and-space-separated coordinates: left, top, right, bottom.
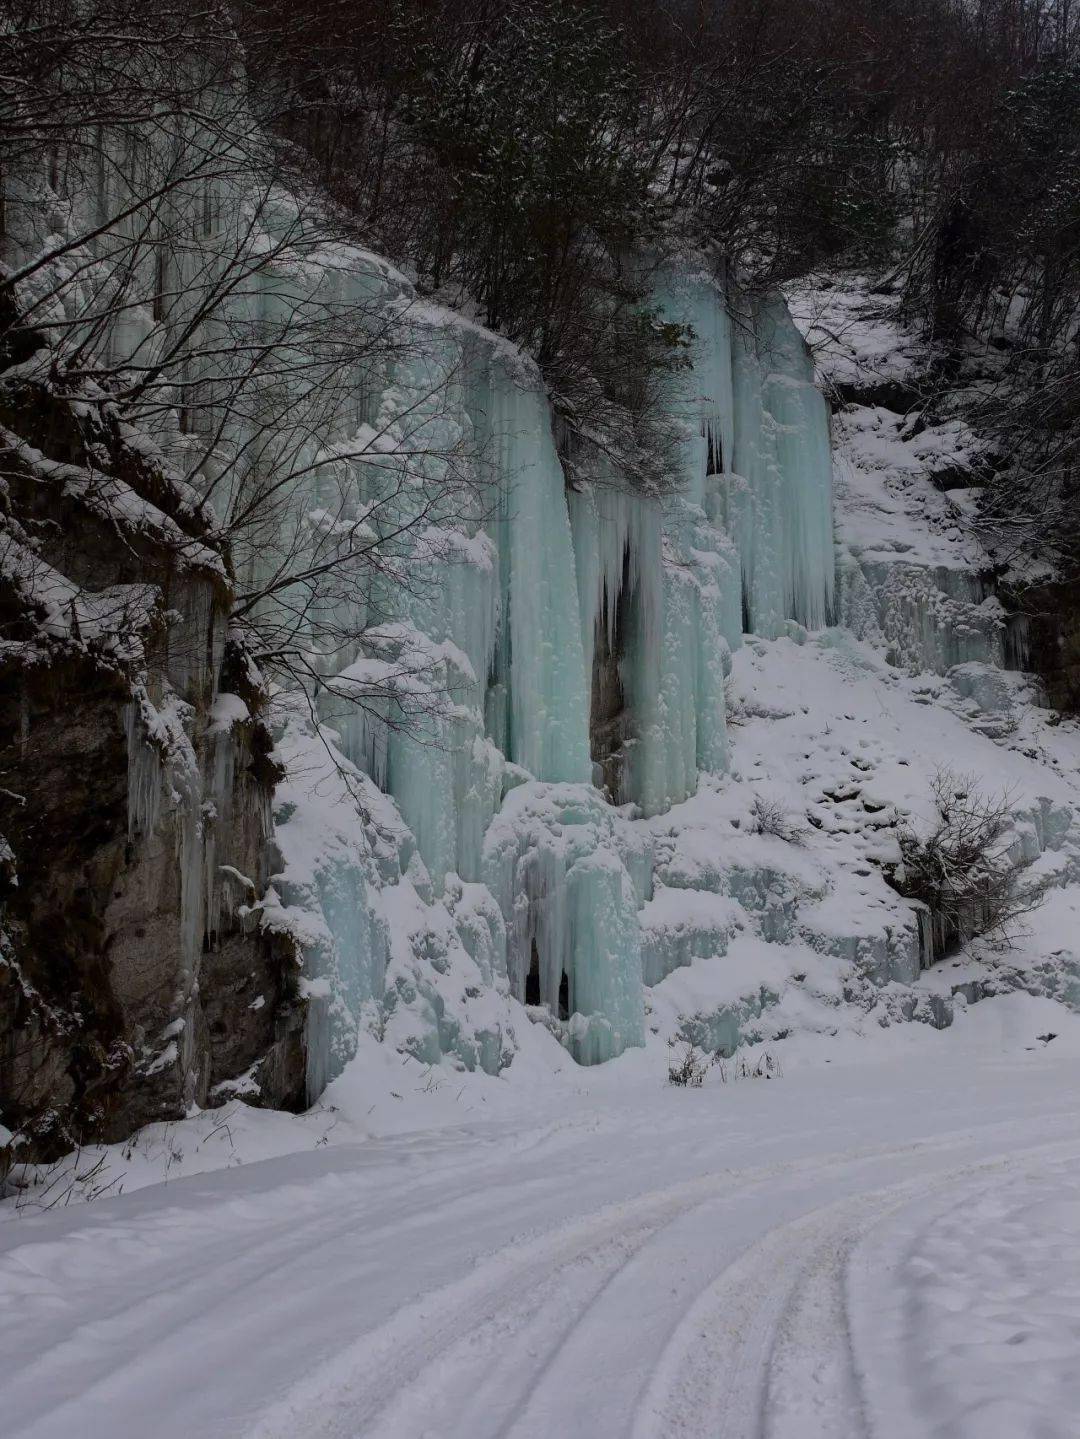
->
1005, 578, 1080, 714
0, 367, 305, 1163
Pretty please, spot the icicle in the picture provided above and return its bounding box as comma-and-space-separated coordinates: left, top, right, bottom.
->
568, 482, 663, 735
124, 687, 205, 970
484, 355, 592, 784
176, 775, 206, 972
649, 268, 834, 643
482, 783, 646, 1063
125, 700, 163, 842
757, 295, 835, 630
202, 717, 237, 943
1006, 613, 1031, 672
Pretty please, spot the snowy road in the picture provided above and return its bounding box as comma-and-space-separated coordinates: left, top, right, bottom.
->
2, 1025, 1079, 1438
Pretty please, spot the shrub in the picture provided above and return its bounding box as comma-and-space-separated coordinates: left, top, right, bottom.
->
667, 1039, 709, 1087
749, 794, 805, 845
890, 767, 1050, 962
714, 1051, 783, 1083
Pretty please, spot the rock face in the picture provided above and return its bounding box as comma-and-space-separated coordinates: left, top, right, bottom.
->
0, 367, 305, 1162
1009, 578, 1080, 715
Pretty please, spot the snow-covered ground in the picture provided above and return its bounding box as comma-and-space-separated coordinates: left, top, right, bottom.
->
1, 996, 1079, 1438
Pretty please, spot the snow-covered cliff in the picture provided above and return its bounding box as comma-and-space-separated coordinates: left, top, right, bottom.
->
4, 112, 1080, 1166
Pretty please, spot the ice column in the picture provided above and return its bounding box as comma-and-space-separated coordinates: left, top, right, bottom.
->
483, 356, 592, 784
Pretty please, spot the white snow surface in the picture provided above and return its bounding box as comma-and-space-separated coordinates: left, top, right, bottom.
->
786, 274, 926, 395
2, 1000, 1080, 1438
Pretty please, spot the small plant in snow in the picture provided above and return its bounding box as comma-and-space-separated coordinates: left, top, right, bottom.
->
749, 794, 805, 845
713, 1051, 783, 1083
667, 1039, 709, 1087
10, 1147, 123, 1211
741, 1051, 782, 1080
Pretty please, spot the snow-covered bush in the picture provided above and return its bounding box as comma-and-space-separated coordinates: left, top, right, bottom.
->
667, 1039, 709, 1087
667, 1041, 783, 1087
891, 768, 1050, 962
749, 794, 805, 846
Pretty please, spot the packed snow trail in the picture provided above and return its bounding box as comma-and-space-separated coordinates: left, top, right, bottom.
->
2, 1018, 1080, 1439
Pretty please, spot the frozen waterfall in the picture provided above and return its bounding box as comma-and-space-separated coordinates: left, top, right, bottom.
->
47, 126, 838, 1082
273, 258, 836, 1080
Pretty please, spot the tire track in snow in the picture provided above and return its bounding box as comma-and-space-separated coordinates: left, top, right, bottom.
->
629, 1190, 877, 1439
5, 1106, 1078, 1439
636, 1139, 1080, 1439
0, 1137, 601, 1437
847, 1143, 1080, 1439
243, 1136, 1078, 1439
246, 1174, 740, 1439
241, 1155, 874, 1439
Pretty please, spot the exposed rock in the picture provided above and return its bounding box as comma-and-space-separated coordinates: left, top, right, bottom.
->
1007, 577, 1080, 714
0, 378, 304, 1162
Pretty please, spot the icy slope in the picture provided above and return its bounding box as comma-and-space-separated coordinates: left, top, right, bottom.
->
574, 270, 1080, 1076
642, 625, 1080, 1053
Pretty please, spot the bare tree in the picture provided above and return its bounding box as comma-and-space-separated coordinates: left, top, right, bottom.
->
1, 0, 493, 764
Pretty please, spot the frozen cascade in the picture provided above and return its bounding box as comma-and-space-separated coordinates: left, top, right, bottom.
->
46, 112, 838, 1077
469, 358, 653, 1064
484, 355, 593, 785
568, 481, 664, 800
827, 394, 1008, 683
24, 56, 1080, 1117
262, 261, 840, 1074
626, 538, 736, 815
836, 558, 1006, 676
624, 265, 742, 815
373, 323, 504, 890
652, 268, 835, 641
568, 484, 662, 727
263, 698, 394, 1100
482, 784, 649, 1064
756, 295, 836, 631
564, 266, 835, 819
